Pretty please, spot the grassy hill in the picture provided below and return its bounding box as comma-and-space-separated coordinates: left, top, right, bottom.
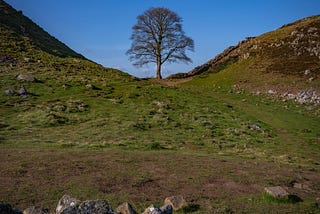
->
170, 16, 320, 104
0, 1, 319, 213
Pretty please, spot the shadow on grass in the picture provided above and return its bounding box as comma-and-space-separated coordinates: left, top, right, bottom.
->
181, 204, 200, 213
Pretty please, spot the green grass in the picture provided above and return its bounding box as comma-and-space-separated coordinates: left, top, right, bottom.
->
0, 3, 319, 212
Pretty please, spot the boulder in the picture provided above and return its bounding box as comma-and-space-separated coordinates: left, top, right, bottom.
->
164, 195, 187, 210
264, 186, 289, 198
116, 202, 137, 214
23, 206, 49, 214
56, 195, 81, 214
78, 200, 115, 214
17, 74, 36, 82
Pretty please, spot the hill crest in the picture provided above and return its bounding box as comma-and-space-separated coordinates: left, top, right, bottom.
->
0, 0, 84, 59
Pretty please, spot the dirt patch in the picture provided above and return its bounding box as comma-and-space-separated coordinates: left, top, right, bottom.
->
0, 149, 319, 212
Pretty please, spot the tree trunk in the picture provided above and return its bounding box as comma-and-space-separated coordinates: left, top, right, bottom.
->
156, 60, 162, 79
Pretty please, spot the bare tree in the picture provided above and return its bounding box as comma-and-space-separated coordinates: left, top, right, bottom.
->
127, 7, 194, 79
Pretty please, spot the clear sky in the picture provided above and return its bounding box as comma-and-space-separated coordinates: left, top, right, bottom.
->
5, 0, 320, 78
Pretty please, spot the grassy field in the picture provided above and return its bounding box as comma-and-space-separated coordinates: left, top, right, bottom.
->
1, 3, 319, 212
1, 55, 320, 213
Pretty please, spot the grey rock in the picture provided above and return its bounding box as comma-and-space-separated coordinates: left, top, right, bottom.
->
142, 205, 162, 214
159, 204, 172, 214
60, 206, 79, 214
17, 74, 36, 82
56, 195, 81, 214
249, 124, 261, 130
5, 89, 16, 96
78, 200, 115, 214
164, 195, 187, 211
0, 202, 22, 214
264, 186, 289, 198
18, 86, 29, 98
116, 202, 137, 214
0, 202, 13, 214
23, 206, 49, 214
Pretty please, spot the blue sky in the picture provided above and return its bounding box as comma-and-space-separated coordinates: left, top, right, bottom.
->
5, 0, 320, 78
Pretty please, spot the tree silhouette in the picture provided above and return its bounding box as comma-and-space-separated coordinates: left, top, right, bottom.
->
127, 7, 194, 79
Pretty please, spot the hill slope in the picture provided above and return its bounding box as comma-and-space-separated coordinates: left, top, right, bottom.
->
0, 0, 84, 58
1, 2, 320, 213
170, 16, 320, 104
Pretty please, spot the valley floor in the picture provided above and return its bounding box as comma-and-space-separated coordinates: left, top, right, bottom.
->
1, 148, 320, 213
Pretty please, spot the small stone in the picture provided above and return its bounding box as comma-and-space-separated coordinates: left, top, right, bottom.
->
164, 195, 187, 211
23, 206, 49, 214
268, 90, 276, 95
17, 74, 36, 82
142, 205, 162, 214
249, 124, 261, 130
116, 202, 137, 214
160, 204, 172, 214
5, 89, 16, 96
56, 195, 81, 214
18, 86, 29, 98
264, 186, 289, 198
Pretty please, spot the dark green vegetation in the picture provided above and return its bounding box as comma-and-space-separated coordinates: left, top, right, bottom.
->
1, 1, 319, 213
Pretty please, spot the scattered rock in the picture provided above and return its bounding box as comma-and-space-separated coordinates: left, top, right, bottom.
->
17, 74, 36, 82
159, 204, 172, 214
264, 186, 289, 198
304, 69, 310, 75
62, 84, 71, 90
0, 202, 22, 214
78, 200, 115, 214
249, 124, 261, 130
164, 195, 187, 211
23, 206, 49, 214
60, 206, 78, 214
86, 84, 101, 90
19, 86, 29, 98
5, 89, 16, 96
0, 55, 16, 63
267, 90, 276, 95
56, 195, 81, 214
0, 202, 13, 214
23, 57, 35, 63
291, 182, 310, 191
116, 202, 137, 214
142, 205, 163, 214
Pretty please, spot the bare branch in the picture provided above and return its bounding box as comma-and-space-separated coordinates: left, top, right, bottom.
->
127, 7, 194, 79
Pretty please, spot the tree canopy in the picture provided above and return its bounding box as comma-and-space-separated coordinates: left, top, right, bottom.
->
127, 7, 194, 79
